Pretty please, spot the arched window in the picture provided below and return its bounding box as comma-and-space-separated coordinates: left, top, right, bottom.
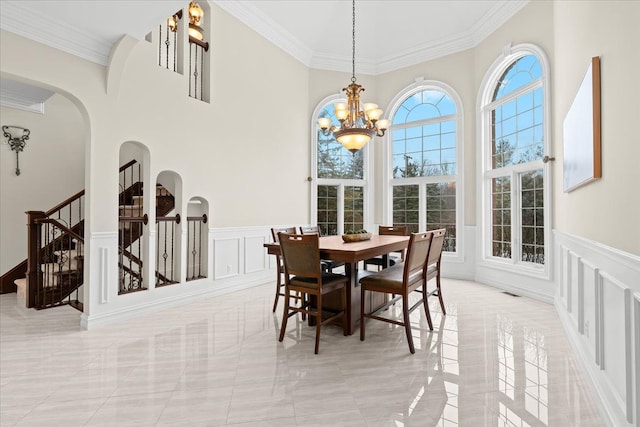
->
479, 44, 551, 274
311, 97, 369, 235
386, 81, 462, 253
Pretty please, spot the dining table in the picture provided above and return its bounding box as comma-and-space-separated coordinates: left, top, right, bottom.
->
264, 234, 409, 335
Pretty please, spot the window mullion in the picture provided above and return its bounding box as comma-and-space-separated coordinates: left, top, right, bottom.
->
419, 183, 427, 232
337, 183, 345, 235
511, 169, 520, 265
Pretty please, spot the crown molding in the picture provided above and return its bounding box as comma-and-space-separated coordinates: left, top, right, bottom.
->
0, 1, 112, 66
470, 0, 530, 45
0, 79, 55, 114
213, 0, 313, 66
216, 0, 529, 75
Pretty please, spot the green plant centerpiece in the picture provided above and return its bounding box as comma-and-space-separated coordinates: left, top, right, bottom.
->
341, 229, 372, 242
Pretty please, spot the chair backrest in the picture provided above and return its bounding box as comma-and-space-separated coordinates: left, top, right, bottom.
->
278, 232, 322, 280
403, 232, 433, 287
271, 226, 296, 243
299, 225, 321, 236
426, 228, 446, 266
379, 225, 408, 236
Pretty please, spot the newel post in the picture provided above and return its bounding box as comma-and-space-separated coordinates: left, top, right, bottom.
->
26, 211, 45, 308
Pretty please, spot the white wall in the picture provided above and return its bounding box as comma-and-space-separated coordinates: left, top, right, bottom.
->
553, 0, 640, 257
0, 94, 84, 275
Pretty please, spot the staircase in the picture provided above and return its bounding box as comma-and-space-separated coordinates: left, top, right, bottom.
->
0, 159, 176, 310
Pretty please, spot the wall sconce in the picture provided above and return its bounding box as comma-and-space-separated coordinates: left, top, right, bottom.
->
2, 125, 30, 176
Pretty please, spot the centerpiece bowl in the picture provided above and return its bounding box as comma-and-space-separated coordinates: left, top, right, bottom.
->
341, 232, 372, 243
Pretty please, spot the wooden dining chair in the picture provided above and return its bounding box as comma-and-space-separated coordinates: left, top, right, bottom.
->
299, 225, 345, 273
418, 228, 447, 315
359, 231, 434, 354
278, 232, 348, 354
270, 226, 298, 312
363, 225, 409, 271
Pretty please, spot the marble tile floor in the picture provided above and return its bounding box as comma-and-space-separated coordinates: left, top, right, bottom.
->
0, 279, 606, 426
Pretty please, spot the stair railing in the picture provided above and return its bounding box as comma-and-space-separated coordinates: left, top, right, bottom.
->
156, 214, 180, 287
28, 216, 84, 309
186, 214, 208, 281
25, 186, 85, 308
119, 214, 148, 294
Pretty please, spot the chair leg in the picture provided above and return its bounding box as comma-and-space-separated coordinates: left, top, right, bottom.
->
402, 293, 415, 354
422, 283, 434, 331
315, 293, 322, 354
360, 285, 366, 341
436, 272, 446, 315
278, 287, 290, 342
272, 266, 282, 312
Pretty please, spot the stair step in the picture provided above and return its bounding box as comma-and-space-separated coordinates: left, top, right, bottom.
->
14, 278, 27, 308
119, 205, 144, 216
131, 196, 143, 206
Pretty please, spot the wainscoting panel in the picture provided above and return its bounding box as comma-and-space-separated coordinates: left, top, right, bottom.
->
554, 230, 639, 427
213, 237, 240, 280
600, 272, 632, 422
244, 235, 267, 274
569, 251, 582, 329
580, 259, 598, 363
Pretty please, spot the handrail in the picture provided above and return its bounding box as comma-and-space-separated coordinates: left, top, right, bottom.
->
44, 190, 85, 217
187, 214, 208, 223
36, 218, 84, 242
156, 213, 181, 224
119, 159, 137, 172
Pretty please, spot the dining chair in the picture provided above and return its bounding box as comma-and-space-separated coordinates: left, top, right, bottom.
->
278, 232, 348, 354
363, 225, 409, 271
299, 225, 345, 273
359, 231, 434, 354
419, 228, 447, 315
270, 226, 298, 313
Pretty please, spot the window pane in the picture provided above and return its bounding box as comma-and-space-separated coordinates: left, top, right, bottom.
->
520, 170, 544, 264
493, 55, 541, 101
392, 89, 457, 178
426, 182, 456, 252
317, 185, 338, 236
344, 186, 364, 234
393, 185, 419, 233
492, 176, 512, 259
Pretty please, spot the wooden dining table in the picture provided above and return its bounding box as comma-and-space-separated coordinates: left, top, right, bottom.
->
264, 234, 409, 335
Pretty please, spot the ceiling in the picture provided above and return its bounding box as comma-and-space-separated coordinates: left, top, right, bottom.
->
0, 0, 529, 75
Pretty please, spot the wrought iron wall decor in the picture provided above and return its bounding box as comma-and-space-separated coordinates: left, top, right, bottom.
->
2, 125, 30, 175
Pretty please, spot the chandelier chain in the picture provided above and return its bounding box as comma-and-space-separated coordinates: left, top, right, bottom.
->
351, 0, 356, 83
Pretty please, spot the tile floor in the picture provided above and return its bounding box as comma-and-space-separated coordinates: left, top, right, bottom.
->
1, 279, 605, 426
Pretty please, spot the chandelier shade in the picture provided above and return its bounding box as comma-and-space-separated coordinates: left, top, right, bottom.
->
317, 0, 388, 154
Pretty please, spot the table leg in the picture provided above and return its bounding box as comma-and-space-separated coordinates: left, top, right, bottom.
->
345, 262, 359, 335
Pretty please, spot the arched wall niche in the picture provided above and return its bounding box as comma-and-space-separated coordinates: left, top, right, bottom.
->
117, 141, 151, 291
186, 196, 209, 280
155, 170, 183, 286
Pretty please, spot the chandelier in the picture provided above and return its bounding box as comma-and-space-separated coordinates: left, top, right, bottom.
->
317, 0, 389, 153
